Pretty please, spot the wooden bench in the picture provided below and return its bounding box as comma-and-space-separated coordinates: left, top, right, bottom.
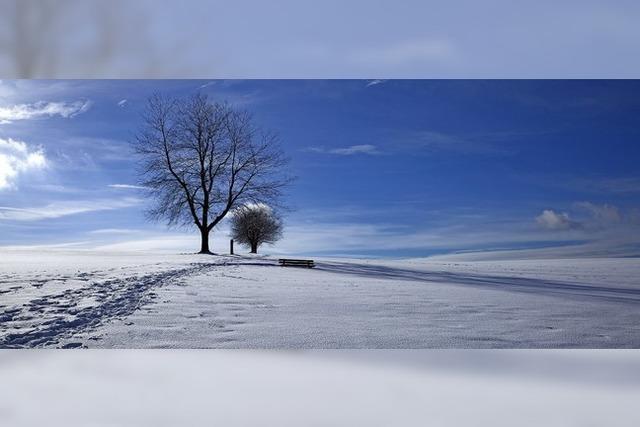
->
278, 258, 315, 268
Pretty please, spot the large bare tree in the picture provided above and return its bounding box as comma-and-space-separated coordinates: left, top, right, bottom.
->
135, 93, 290, 254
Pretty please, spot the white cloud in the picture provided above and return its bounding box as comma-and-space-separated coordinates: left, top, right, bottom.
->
535, 210, 577, 230
0, 138, 47, 190
536, 202, 633, 233
0, 100, 91, 123
307, 144, 381, 156
0, 197, 141, 221
108, 184, 147, 190
117, 99, 128, 107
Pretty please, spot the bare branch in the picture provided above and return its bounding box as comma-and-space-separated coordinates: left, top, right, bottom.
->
230, 204, 283, 253
134, 93, 291, 253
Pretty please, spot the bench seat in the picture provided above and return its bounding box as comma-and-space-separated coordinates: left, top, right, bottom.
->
278, 259, 315, 268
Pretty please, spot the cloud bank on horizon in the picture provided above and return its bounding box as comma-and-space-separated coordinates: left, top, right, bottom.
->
0, 79, 639, 259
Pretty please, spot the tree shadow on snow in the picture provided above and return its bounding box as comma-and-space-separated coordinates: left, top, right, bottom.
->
314, 262, 640, 305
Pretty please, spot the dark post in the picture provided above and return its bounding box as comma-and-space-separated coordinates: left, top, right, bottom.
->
230, 239, 234, 255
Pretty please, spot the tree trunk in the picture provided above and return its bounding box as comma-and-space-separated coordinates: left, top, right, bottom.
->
199, 227, 211, 254
250, 241, 258, 254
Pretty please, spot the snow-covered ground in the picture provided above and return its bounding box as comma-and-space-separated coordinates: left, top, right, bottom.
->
1, 249, 639, 348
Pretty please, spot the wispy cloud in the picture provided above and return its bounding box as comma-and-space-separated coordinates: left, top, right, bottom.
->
0, 197, 142, 221
53, 137, 135, 167
198, 81, 216, 89
29, 184, 82, 194
572, 177, 640, 194
0, 138, 47, 190
270, 201, 640, 258
88, 228, 141, 235
108, 184, 147, 190
0, 241, 93, 251
0, 100, 91, 124
306, 144, 381, 156
396, 130, 511, 155
574, 201, 621, 225
93, 235, 197, 252
275, 220, 551, 256
366, 79, 387, 87
429, 240, 640, 261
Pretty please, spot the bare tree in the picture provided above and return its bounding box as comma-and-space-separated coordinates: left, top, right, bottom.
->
135, 93, 290, 254
231, 204, 283, 253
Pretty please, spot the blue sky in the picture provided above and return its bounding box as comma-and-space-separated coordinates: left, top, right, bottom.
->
0, 80, 639, 258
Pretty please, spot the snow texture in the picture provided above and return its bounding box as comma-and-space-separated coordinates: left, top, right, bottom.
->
1, 250, 639, 348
